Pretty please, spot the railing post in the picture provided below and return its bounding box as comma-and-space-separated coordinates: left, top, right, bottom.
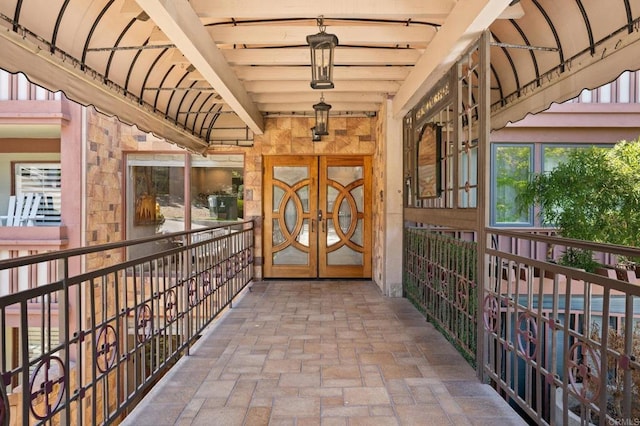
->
476, 30, 491, 383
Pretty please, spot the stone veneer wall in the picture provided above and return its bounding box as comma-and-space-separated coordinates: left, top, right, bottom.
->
372, 102, 386, 291
85, 108, 139, 254
213, 115, 378, 279
84, 112, 380, 280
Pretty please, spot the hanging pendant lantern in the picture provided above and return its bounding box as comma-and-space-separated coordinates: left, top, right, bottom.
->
313, 94, 331, 136
306, 16, 338, 90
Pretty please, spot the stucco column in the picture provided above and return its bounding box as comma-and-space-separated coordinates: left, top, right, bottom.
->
384, 98, 404, 297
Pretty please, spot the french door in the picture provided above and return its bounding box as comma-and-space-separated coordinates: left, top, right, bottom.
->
263, 155, 372, 278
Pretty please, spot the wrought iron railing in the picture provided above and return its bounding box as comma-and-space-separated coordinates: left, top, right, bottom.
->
0, 221, 254, 425
403, 228, 478, 365
484, 229, 640, 425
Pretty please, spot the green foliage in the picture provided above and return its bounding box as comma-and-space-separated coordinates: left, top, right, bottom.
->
495, 146, 531, 223
516, 140, 640, 250
558, 248, 600, 272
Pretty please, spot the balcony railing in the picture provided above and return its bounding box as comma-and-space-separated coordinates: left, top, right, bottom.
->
485, 229, 640, 425
403, 227, 640, 425
403, 228, 478, 365
0, 221, 254, 425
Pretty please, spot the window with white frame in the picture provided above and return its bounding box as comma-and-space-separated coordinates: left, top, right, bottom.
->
14, 162, 62, 225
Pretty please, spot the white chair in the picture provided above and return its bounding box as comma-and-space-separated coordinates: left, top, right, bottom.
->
0, 193, 43, 226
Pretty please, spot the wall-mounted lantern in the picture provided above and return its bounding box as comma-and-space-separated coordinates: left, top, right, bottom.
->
306, 16, 338, 90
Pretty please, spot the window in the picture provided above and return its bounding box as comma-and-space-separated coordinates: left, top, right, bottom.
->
125, 153, 244, 259
491, 145, 532, 226
14, 162, 62, 225
491, 144, 614, 227
190, 155, 244, 228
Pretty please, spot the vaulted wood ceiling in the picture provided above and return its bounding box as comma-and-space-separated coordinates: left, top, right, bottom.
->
0, 0, 639, 152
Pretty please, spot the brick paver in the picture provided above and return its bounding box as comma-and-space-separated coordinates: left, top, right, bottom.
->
123, 281, 526, 425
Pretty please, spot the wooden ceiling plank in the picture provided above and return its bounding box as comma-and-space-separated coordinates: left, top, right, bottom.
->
244, 80, 399, 93
207, 25, 435, 45
234, 66, 411, 81
223, 47, 421, 66
251, 92, 386, 103
258, 102, 379, 112
190, 0, 455, 20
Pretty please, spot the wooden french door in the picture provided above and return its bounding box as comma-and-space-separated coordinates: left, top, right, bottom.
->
263, 155, 372, 278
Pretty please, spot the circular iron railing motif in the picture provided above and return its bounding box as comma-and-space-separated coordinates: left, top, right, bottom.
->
456, 279, 468, 310
95, 324, 118, 373
213, 264, 222, 289
516, 313, 538, 361
225, 259, 234, 279
235, 254, 242, 272
165, 290, 177, 321
29, 355, 65, 420
439, 270, 449, 297
426, 263, 434, 282
0, 375, 9, 426
136, 304, 153, 343
202, 271, 212, 296
188, 279, 198, 307
246, 248, 253, 264
567, 341, 601, 404
482, 294, 499, 332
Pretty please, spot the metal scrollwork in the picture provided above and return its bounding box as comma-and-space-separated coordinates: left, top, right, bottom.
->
567, 341, 601, 403
516, 313, 538, 361
455, 279, 468, 310
29, 356, 66, 420
188, 279, 198, 307
483, 294, 499, 332
225, 259, 234, 279
136, 304, 153, 343
202, 271, 213, 296
165, 289, 177, 321
95, 324, 118, 373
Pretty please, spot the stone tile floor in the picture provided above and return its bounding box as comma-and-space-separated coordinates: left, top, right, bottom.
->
123, 281, 526, 425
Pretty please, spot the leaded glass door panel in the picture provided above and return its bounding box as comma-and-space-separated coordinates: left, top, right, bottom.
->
263, 155, 371, 278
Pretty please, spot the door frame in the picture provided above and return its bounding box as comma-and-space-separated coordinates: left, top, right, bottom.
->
263, 155, 372, 279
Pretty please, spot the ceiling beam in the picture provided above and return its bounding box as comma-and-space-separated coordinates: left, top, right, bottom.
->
229, 66, 411, 82
393, 0, 514, 118
190, 0, 455, 20
258, 102, 379, 112
207, 25, 435, 46
222, 47, 421, 66
135, 0, 264, 134
244, 80, 399, 93
251, 92, 386, 104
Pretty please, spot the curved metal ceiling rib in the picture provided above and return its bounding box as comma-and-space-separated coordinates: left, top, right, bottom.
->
0, 0, 640, 148
489, 0, 640, 129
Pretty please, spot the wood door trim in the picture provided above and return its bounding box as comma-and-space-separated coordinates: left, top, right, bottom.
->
263, 156, 318, 278
263, 155, 372, 279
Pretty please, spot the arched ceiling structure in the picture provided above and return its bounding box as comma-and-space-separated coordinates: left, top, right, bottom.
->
0, 0, 639, 153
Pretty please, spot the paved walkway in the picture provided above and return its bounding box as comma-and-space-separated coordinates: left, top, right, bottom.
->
123, 280, 525, 426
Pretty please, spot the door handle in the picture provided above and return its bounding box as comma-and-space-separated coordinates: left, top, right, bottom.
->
318, 210, 325, 232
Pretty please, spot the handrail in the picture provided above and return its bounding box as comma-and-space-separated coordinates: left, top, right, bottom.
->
0, 220, 255, 425
0, 220, 255, 270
